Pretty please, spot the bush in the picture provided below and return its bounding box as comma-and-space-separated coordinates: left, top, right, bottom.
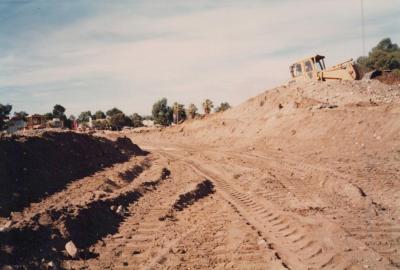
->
215, 102, 231, 113
92, 119, 111, 130
109, 113, 132, 130
357, 38, 400, 71
130, 113, 144, 128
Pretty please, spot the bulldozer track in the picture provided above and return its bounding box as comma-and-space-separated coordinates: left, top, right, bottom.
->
158, 150, 384, 270
222, 150, 400, 267
153, 201, 287, 270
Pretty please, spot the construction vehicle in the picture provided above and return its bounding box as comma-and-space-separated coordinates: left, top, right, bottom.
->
289, 55, 359, 82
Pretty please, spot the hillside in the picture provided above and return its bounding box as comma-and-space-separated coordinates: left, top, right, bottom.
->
127, 79, 400, 268
131, 80, 400, 155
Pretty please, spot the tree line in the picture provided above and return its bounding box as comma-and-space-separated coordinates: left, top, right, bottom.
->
0, 99, 231, 131
151, 98, 231, 126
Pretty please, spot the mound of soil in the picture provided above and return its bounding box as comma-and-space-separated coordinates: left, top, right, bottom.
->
0, 131, 146, 217
130, 80, 400, 157
0, 166, 169, 268
375, 71, 400, 85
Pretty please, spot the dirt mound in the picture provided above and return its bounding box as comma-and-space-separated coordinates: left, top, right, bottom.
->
375, 71, 400, 85
0, 131, 146, 217
172, 180, 215, 211
64, 190, 142, 250
130, 80, 400, 157
0, 166, 169, 268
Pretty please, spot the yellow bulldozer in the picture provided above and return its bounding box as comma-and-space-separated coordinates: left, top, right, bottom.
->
289, 55, 359, 82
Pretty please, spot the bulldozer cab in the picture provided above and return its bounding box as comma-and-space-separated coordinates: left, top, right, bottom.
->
289, 54, 358, 81
289, 55, 326, 81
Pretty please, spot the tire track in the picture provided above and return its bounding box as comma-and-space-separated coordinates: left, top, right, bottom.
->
229, 151, 400, 267
151, 194, 287, 270
74, 159, 215, 269
159, 150, 393, 270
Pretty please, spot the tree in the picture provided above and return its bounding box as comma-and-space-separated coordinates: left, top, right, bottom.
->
106, 107, 123, 117
13, 111, 28, 120
92, 119, 110, 130
109, 113, 132, 130
94, 110, 106, 120
172, 102, 186, 124
52, 104, 66, 119
357, 38, 400, 71
215, 102, 231, 113
130, 113, 144, 128
43, 112, 53, 121
77, 111, 92, 123
202, 99, 214, 115
152, 98, 172, 126
187, 103, 198, 119
0, 103, 12, 130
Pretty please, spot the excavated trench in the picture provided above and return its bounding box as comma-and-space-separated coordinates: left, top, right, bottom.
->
0, 166, 170, 269
0, 131, 147, 216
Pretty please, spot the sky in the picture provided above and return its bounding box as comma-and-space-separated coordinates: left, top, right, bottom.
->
1, 0, 399, 116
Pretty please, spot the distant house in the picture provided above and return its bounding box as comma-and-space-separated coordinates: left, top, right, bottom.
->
47, 118, 64, 129
26, 114, 45, 129
142, 120, 154, 127
6, 117, 26, 134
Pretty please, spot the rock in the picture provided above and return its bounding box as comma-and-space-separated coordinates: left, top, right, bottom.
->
318, 103, 338, 109
48, 261, 58, 270
257, 239, 267, 247
0, 220, 13, 232
356, 186, 367, 197
116, 205, 126, 215
65, 240, 78, 258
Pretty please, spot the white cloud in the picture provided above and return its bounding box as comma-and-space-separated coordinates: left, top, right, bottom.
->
1, 0, 399, 115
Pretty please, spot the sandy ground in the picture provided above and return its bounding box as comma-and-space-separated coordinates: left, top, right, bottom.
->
1, 80, 399, 269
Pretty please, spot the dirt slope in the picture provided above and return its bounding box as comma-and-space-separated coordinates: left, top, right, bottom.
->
131, 80, 400, 154
0, 131, 146, 216
1, 80, 399, 270
127, 80, 400, 268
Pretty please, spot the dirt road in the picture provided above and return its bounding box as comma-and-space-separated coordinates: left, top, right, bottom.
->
54, 143, 398, 269
139, 146, 399, 269
3, 141, 397, 269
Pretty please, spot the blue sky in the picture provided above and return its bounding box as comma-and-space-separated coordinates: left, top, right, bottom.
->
1, 0, 399, 116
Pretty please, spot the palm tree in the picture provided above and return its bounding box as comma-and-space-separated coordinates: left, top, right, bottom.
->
187, 103, 197, 119
172, 102, 186, 124
202, 99, 213, 115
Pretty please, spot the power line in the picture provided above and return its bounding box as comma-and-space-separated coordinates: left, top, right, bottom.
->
361, 0, 366, 55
